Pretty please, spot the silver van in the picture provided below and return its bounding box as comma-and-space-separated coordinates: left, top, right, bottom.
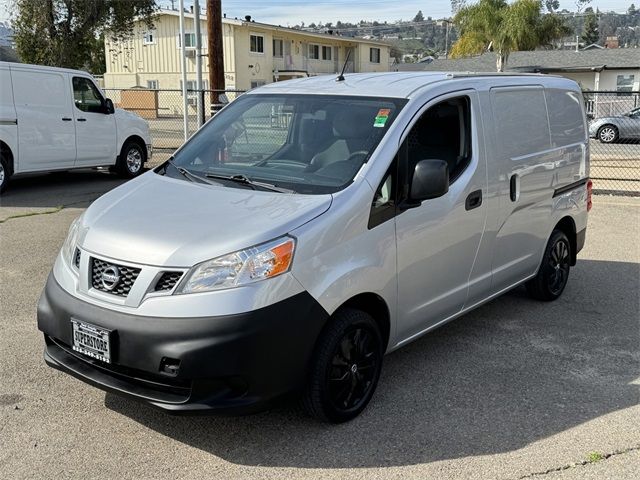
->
38, 73, 592, 423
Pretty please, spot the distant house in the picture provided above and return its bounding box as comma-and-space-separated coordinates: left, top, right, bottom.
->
397, 49, 640, 117
397, 49, 639, 91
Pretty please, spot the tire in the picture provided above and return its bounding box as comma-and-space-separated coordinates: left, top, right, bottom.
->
598, 125, 619, 144
302, 308, 384, 423
0, 153, 10, 194
117, 140, 146, 178
526, 230, 571, 301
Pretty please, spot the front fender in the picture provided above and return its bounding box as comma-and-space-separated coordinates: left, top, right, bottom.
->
290, 182, 398, 348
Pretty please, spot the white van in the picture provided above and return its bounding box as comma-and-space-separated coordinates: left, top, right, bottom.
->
37, 72, 591, 423
0, 62, 152, 193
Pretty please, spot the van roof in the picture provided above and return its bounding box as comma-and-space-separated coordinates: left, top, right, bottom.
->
257, 71, 568, 99
0, 61, 94, 77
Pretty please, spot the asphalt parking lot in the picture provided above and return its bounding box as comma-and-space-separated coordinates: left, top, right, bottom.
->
1, 171, 639, 480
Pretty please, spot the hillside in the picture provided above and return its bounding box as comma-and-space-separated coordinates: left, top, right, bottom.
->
294, 8, 640, 61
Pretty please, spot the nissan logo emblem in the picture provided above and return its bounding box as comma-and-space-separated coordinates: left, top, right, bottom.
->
101, 266, 121, 291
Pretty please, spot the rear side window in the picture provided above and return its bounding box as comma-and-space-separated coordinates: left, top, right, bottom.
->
491, 87, 550, 159
544, 88, 586, 147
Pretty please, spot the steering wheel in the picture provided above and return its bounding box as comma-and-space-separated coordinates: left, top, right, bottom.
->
345, 150, 369, 163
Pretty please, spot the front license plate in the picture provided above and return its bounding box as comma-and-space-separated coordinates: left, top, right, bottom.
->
71, 320, 111, 363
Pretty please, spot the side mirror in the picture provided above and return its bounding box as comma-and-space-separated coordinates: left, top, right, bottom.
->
104, 98, 115, 114
408, 159, 449, 203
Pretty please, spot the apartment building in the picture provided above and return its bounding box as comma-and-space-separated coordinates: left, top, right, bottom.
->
103, 9, 392, 92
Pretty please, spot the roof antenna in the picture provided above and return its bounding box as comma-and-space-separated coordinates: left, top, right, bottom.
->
336, 49, 352, 82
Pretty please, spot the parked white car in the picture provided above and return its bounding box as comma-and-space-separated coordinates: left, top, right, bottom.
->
0, 61, 152, 193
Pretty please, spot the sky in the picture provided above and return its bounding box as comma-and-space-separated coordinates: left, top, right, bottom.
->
0, 0, 635, 26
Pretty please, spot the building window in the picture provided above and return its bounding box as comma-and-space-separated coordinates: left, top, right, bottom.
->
147, 80, 159, 89
616, 74, 635, 96
143, 30, 156, 45
322, 46, 332, 61
370, 47, 381, 63
273, 38, 284, 58
250, 80, 266, 89
250, 34, 264, 53
180, 80, 198, 94
309, 44, 320, 59
176, 32, 197, 49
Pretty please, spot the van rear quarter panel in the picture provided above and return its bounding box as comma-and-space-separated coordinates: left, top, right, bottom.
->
486, 79, 588, 293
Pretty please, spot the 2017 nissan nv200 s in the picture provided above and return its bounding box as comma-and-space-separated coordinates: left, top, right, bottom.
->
37, 72, 591, 423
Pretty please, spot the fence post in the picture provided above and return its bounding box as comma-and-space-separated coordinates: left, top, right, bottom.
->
199, 90, 206, 125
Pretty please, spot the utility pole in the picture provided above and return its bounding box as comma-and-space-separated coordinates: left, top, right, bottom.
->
179, 0, 188, 140
444, 20, 450, 59
194, 0, 204, 126
207, 0, 225, 114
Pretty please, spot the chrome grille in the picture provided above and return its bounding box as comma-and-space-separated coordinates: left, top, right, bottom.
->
154, 271, 183, 292
91, 258, 141, 297
73, 248, 81, 269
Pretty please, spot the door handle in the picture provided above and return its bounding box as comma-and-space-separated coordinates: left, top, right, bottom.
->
510, 174, 519, 202
62, 117, 72, 121
465, 190, 483, 211
77, 118, 87, 122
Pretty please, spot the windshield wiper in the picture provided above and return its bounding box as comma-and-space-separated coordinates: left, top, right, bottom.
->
165, 158, 222, 186
204, 173, 295, 194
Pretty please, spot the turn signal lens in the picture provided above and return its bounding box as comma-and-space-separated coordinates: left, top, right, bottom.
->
586, 179, 593, 212
178, 237, 296, 294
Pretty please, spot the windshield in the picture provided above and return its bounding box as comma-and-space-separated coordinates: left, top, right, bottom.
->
161, 94, 407, 194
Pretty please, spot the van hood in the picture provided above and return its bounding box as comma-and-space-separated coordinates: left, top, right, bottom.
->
79, 172, 332, 267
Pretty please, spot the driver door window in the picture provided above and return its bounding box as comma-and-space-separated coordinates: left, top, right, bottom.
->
406, 96, 471, 183
72, 77, 105, 113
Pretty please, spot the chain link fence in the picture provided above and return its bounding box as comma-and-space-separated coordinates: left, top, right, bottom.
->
583, 91, 640, 196
104, 88, 640, 196
103, 88, 245, 166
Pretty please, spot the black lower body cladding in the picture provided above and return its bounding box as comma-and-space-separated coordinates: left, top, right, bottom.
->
37, 274, 329, 414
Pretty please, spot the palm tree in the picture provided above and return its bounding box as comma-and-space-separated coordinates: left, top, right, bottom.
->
451, 0, 570, 72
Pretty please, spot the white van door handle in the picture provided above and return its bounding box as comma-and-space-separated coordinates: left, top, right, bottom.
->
61, 117, 72, 121
77, 118, 87, 122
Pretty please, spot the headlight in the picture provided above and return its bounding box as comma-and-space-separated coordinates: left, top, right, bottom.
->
178, 236, 296, 294
62, 215, 82, 268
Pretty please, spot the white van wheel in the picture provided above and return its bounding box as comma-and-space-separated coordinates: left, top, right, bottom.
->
0, 155, 9, 194
117, 141, 146, 178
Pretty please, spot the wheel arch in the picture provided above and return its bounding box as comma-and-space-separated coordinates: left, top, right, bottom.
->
0, 139, 14, 175
335, 292, 391, 352
554, 216, 577, 266
120, 135, 148, 160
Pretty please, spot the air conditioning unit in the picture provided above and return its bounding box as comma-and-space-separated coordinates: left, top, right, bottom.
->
185, 49, 196, 58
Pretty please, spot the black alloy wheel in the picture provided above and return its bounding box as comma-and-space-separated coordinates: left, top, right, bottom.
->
526, 230, 571, 301
303, 308, 383, 423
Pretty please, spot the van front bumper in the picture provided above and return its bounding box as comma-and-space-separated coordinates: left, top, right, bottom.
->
37, 274, 328, 414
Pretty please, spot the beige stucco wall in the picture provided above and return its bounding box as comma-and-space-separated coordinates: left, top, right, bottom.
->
560, 71, 597, 90
596, 69, 640, 91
